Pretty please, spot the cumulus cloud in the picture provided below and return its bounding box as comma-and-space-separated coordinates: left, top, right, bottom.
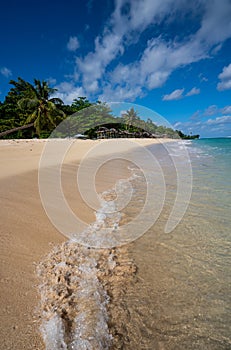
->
163, 89, 185, 101
196, 0, 231, 45
99, 84, 143, 102
53, 82, 85, 104
76, 32, 124, 88
217, 63, 231, 90
75, 0, 206, 98
67, 36, 80, 51
0, 67, 12, 78
218, 64, 231, 80
106, 33, 206, 100
186, 87, 200, 96
61, 0, 231, 101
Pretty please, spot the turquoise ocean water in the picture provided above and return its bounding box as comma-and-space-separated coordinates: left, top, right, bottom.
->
126, 137, 231, 349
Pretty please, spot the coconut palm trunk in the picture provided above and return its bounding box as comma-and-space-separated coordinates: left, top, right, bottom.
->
0, 123, 34, 138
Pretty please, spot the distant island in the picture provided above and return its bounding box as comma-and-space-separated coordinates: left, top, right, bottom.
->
0, 77, 199, 140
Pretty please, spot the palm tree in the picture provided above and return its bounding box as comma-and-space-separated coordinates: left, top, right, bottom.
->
11, 78, 65, 136
122, 107, 140, 130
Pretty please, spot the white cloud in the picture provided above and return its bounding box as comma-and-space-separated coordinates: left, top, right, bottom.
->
74, 0, 206, 98
196, 0, 231, 45
219, 64, 231, 81
67, 36, 80, 51
190, 105, 231, 122
175, 99, 231, 136
206, 115, 231, 125
173, 121, 182, 128
186, 87, 200, 96
217, 63, 231, 90
107, 34, 206, 100
53, 82, 85, 104
47, 77, 57, 85
122, 0, 177, 32
162, 86, 200, 101
99, 83, 143, 102
199, 73, 208, 82
163, 89, 185, 101
221, 105, 231, 114
61, 0, 231, 101
217, 80, 231, 91
190, 110, 201, 120
116, 1, 228, 97
76, 32, 124, 88
1, 67, 12, 78
211, 43, 223, 55
87, 80, 99, 93
203, 105, 218, 116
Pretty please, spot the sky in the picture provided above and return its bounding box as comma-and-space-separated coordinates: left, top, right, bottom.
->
0, 0, 231, 137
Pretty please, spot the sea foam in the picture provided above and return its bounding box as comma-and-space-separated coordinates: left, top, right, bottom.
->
38, 173, 138, 349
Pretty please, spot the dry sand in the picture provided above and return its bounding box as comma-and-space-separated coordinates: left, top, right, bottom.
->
0, 138, 171, 349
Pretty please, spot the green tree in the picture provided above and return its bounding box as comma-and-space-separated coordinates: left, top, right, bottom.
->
122, 107, 140, 130
71, 97, 92, 112
9, 78, 65, 137
0, 89, 30, 138
144, 118, 157, 133
60, 97, 93, 117
53, 102, 115, 138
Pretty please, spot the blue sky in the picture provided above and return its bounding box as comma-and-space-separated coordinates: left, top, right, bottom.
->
0, 0, 231, 137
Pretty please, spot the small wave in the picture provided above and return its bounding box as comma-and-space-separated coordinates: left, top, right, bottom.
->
38, 244, 113, 349
178, 140, 192, 145
70, 169, 142, 248
38, 242, 137, 349
37, 171, 138, 349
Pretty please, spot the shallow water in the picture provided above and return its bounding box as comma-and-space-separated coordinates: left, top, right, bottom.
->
38, 138, 231, 349
125, 138, 231, 349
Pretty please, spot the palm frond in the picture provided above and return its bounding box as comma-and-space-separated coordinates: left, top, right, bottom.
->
18, 98, 39, 110
49, 97, 64, 105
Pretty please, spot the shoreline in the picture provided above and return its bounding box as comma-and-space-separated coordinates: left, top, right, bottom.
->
0, 138, 174, 349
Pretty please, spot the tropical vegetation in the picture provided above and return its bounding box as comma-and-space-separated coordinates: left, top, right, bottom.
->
0, 77, 199, 139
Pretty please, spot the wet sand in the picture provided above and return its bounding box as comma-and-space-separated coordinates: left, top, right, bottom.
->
0, 138, 170, 349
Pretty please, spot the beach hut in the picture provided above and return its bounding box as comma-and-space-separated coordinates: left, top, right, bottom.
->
96, 126, 110, 139
109, 128, 118, 138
